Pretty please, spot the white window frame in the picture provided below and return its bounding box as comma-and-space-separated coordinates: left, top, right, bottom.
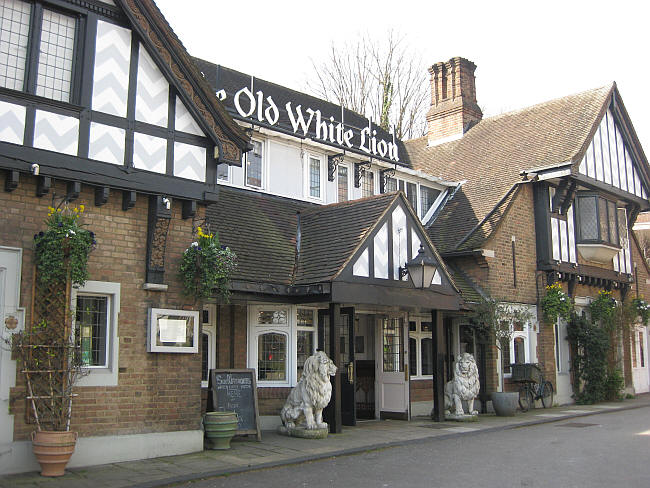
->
500, 304, 536, 380
72, 281, 120, 387
408, 317, 433, 379
247, 304, 318, 387
245, 139, 265, 189
201, 304, 216, 388
304, 153, 324, 201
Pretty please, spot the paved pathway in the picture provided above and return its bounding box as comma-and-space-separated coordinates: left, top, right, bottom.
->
2, 394, 649, 488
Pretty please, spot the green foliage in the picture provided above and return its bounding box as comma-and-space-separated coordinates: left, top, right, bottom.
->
567, 313, 610, 404
589, 290, 617, 327
34, 205, 96, 287
179, 226, 237, 302
540, 282, 573, 323
471, 297, 533, 349
632, 298, 650, 324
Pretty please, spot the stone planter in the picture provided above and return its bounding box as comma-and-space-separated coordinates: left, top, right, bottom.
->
31, 430, 77, 477
490, 392, 519, 417
203, 411, 238, 450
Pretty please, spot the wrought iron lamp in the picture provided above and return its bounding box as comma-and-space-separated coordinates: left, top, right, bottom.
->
401, 245, 437, 289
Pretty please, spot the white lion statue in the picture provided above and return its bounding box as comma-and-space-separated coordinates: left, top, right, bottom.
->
280, 351, 337, 430
444, 352, 480, 417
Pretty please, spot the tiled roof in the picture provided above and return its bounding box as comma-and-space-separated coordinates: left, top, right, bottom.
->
293, 193, 400, 285
206, 187, 313, 285
404, 85, 613, 252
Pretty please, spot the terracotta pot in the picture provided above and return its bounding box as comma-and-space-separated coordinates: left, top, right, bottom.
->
203, 411, 238, 450
31, 430, 77, 477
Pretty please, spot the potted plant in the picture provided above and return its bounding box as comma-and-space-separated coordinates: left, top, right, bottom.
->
7, 204, 94, 476
472, 297, 532, 416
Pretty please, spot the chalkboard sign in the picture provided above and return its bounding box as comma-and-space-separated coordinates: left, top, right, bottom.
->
209, 369, 261, 441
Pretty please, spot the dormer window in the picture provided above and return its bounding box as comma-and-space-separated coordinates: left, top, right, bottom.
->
0, 0, 79, 103
575, 193, 621, 263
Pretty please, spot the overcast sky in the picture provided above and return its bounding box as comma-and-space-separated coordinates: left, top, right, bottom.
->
155, 0, 649, 153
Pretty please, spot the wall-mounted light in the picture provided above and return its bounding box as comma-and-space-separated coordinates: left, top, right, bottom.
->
162, 197, 171, 210
31, 163, 40, 175
399, 245, 437, 289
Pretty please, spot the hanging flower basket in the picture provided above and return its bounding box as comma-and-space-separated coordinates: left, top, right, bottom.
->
33, 205, 96, 288
632, 298, 650, 324
540, 282, 572, 324
179, 226, 237, 302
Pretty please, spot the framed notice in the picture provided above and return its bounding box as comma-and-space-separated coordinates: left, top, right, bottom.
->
209, 369, 261, 441
147, 308, 199, 353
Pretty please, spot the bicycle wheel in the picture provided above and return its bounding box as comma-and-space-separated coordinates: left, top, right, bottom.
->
541, 381, 554, 408
518, 385, 533, 412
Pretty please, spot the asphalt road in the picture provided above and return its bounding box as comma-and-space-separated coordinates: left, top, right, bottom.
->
177, 407, 650, 488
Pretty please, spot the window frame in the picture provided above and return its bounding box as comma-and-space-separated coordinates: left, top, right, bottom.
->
361, 168, 375, 198
216, 162, 230, 183
0, 0, 83, 104
71, 280, 120, 387
201, 304, 216, 388
408, 317, 433, 379
247, 304, 318, 387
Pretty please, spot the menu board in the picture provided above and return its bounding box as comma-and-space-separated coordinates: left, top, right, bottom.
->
209, 369, 261, 440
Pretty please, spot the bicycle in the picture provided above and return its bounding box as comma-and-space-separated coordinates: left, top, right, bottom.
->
511, 363, 554, 412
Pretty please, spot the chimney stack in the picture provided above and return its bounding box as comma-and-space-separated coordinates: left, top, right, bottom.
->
426, 57, 482, 146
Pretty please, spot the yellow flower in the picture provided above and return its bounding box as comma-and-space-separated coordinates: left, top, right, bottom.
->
48, 206, 55, 213
79, 204, 85, 213
57, 208, 62, 212
73, 207, 79, 213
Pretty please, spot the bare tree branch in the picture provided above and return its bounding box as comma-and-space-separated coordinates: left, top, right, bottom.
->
308, 31, 428, 140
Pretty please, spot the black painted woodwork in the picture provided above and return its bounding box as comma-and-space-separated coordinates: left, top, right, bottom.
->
66, 181, 81, 201
182, 199, 197, 219
4, 170, 19, 192
94, 186, 109, 206
122, 190, 136, 211
533, 183, 553, 267
36, 176, 51, 197
431, 309, 445, 422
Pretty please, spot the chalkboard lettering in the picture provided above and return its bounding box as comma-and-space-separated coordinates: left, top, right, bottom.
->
209, 369, 261, 441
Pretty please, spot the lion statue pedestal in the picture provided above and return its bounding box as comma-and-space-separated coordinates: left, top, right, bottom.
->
278, 351, 337, 439
443, 353, 480, 421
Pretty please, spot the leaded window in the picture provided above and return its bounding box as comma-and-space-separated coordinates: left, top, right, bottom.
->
0, 0, 78, 102
576, 193, 620, 246
257, 332, 286, 381
338, 165, 348, 202
246, 140, 263, 188
75, 295, 108, 367
362, 170, 374, 197
309, 156, 321, 198
420, 185, 441, 218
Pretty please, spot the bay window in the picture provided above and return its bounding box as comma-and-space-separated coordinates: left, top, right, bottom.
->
575, 192, 621, 263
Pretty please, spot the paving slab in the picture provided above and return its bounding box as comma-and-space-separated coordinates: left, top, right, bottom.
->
1, 394, 649, 488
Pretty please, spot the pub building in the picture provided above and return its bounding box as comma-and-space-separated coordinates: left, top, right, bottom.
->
195, 60, 467, 429
1, 0, 649, 475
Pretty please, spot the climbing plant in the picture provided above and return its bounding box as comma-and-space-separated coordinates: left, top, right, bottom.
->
567, 290, 630, 404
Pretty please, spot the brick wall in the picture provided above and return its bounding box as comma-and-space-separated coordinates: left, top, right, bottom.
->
3, 176, 203, 440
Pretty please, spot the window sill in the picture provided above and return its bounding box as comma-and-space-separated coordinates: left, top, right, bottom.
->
576, 243, 620, 264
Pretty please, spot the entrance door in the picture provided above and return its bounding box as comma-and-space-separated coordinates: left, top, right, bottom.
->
319, 307, 355, 426
632, 326, 649, 394
0, 248, 22, 447
376, 315, 409, 419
